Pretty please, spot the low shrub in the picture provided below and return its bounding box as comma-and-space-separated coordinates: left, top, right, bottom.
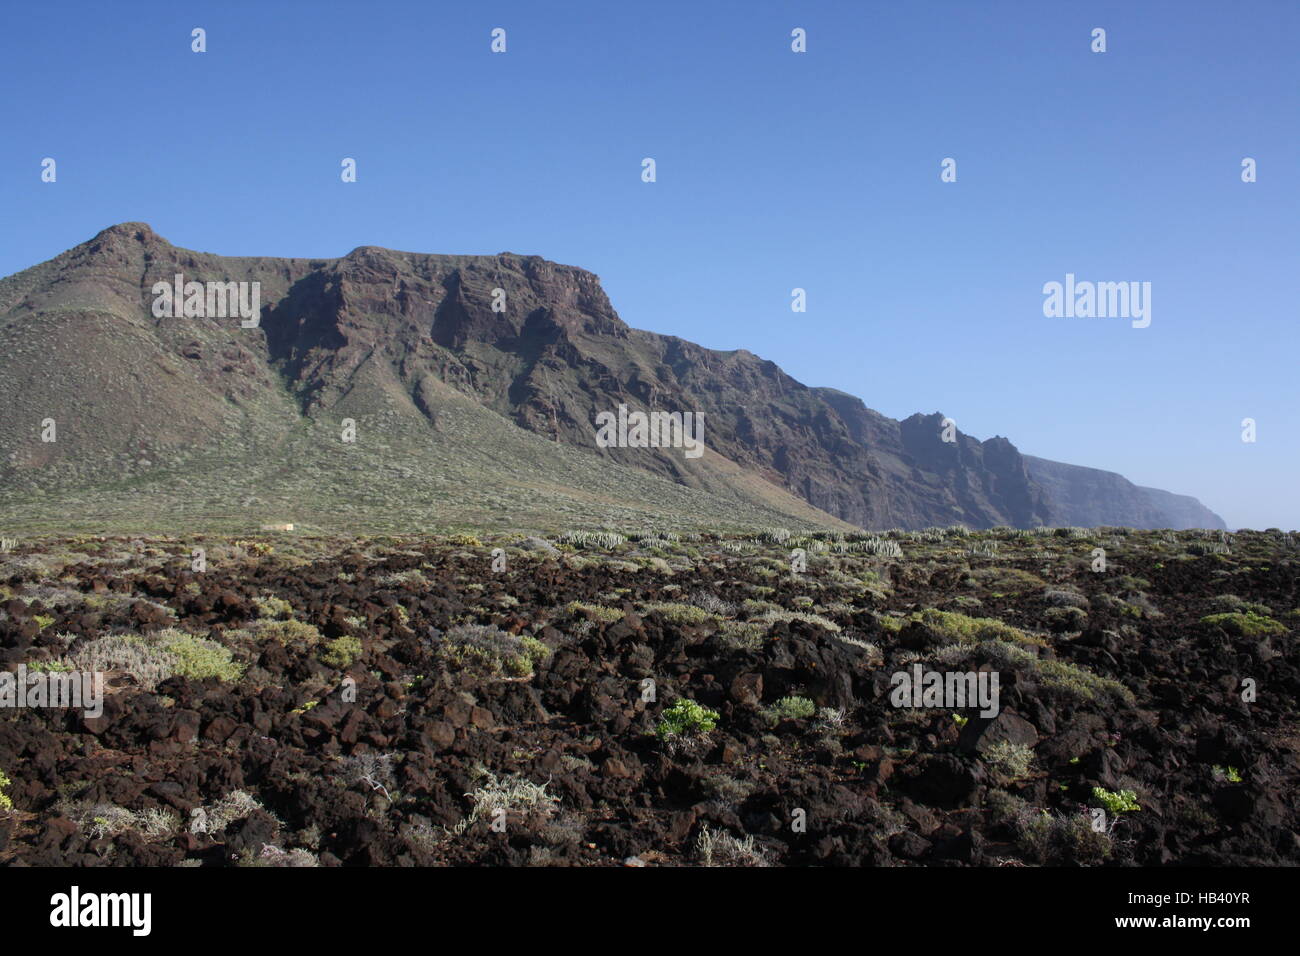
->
436, 624, 550, 678
64, 629, 242, 688
320, 635, 363, 669
914, 608, 1042, 646
655, 699, 719, 740
1092, 787, 1140, 814
641, 602, 716, 627
1199, 611, 1286, 638
1016, 809, 1112, 864
696, 825, 770, 866
766, 695, 816, 722
253, 595, 294, 620
984, 740, 1034, 783
566, 601, 623, 625
157, 629, 243, 682
250, 618, 323, 649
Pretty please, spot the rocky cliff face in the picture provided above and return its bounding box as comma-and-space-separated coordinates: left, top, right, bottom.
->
1135, 486, 1228, 531
1023, 456, 1227, 530
0, 224, 1225, 531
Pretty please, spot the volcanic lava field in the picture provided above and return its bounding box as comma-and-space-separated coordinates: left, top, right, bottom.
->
0, 525, 1296, 867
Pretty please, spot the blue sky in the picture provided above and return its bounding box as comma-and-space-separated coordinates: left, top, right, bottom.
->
2, 1, 1297, 528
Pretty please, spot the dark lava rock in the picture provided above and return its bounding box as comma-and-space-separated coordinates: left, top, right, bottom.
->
958, 709, 1039, 755
225, 811, 279, 855
905, 755, 987, 808
889, 830, 932, 860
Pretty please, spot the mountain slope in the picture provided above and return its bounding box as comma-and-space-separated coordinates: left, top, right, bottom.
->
0, 224, 1224, 532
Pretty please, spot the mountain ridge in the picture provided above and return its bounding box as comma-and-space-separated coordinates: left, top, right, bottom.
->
0, 224, 1225, 532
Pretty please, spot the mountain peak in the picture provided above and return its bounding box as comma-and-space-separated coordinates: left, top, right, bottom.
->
92, 222, 160, 243
342, 244, 393, 258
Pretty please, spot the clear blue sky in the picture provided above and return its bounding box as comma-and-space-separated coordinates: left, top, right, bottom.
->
2, 1, 1296, 529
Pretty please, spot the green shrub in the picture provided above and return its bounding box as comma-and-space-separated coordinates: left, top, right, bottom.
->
739, 599, 782, 619
251, 618, 323, 648
719, 620, 768, 651
437, 624, 549, 679
253, 595, 294, 620
376, 569, 428, 589
566, 601, 623, 625
985, 740, 1034, 783
1199, 611, 1286, 638
933, 640, 1134, 706
767, 695, 816, 721
1092, 787, 1140, 814
64, 630, 242, 687
320, 635, 363, 669
519, 636, 551, 671
1017, 809, 1112, 864
914, 608, 1043, 646
641, 602, 715, 627
655, 699, 719, 740
156, 629, 244, 682
26, 659, 72, 673
0, 769, 13, 811
1036, 658, 1135, 706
